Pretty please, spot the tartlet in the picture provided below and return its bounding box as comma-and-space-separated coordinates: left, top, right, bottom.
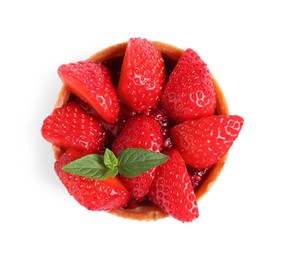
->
51, 41, 229, 221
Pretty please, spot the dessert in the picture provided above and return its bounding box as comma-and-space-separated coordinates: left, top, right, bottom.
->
41, 38, 243, 222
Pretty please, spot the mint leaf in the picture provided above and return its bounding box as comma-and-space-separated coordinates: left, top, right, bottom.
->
62, 154, 110, 180
104, 148, 118, 170
62, 148, 169, 180
117, 148, 169, 178
107, 167, 119, 178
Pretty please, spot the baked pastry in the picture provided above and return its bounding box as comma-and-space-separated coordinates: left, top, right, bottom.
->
42, 38, 243, 222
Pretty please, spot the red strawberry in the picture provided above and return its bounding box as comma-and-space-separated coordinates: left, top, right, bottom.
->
54, 149, 130, 210
112, 115, 163, 200
148, 149, 199, 222
118, 38, 166, 112
41, 102, 105, 154
171, 115, 244, 168
161, 48, 216, 122
58, 60, 119, 123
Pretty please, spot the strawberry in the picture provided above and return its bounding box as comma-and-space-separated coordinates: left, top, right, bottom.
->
161, 48, 216, 122
112, 115, 163, 200
58, 60, 119, 124
54, 149, 130, 210
171, 115, 244, 168
41, 102, 105, 154
148, 149, 199, 222
118, 38, 166, 112
143, 107, 175, 150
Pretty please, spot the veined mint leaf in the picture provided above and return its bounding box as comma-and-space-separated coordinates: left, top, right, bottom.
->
62, 154, 110, 180
104, 148, 118, 170
62, 148, 169, 180
117, 148, 169, 178
107, 167, 119, 178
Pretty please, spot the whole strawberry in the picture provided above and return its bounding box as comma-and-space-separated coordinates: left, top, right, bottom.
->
161, 48, 216, 122
54, 149, 130, 210
118, 37, 166, 112
41, 102, 105, 154
112, 115, 163, 200
171, 115, 244, 168
148, 149, 199, 222
58, 60, 119, 124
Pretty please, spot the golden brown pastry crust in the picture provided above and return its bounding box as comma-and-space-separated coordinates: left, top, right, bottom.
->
52, 41, 229, 221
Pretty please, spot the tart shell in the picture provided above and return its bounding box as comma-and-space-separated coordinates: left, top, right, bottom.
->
52, 41, 229, 221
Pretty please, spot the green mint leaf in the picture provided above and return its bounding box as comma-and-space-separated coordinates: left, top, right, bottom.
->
117, 148, 169, 178
107, 167, 119, 178
62, 148, 169, 180
104, 148, 118, 170
62, 154, 110, 180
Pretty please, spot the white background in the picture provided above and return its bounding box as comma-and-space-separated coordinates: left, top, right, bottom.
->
1, 0, 285, 259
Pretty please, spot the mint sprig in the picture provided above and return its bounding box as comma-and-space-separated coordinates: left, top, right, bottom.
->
62, 148, 169, 180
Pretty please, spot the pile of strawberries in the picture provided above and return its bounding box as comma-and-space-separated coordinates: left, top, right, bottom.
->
41, 38, 243, 222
